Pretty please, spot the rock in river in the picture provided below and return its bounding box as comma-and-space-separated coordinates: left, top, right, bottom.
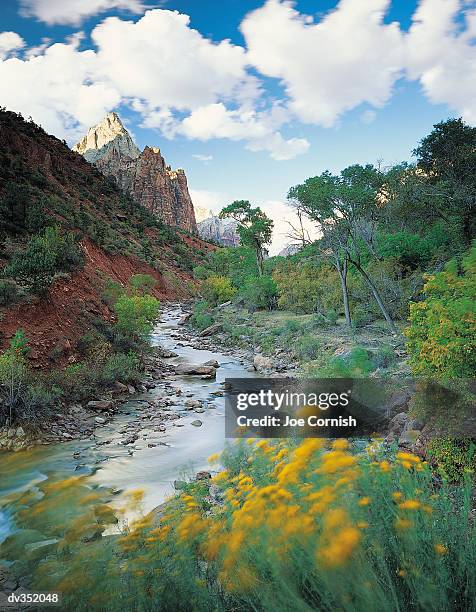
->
175, 364, 217, 377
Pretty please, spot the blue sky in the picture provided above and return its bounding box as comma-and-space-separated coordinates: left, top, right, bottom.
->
0, 0, 473, 251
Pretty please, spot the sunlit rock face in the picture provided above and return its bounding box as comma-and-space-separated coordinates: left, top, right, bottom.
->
74, 113, 197, 233
195, 209, 240, 246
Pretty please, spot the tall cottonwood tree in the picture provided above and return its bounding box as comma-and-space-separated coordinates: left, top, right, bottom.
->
288, 165, 398, 333
219, 200, 273, 276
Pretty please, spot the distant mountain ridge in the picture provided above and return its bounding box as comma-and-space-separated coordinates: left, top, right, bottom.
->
194, 207, 240, 246
74, 113, 197, 233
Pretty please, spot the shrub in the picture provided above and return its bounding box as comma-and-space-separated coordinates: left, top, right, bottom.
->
5, 226, 84, 293
0, 331, 57, 425
98, 352, 140, 386
373, 345, 397, 369
427, 438, 476, 482
190, 301, 215, 331
405, 244, 476, 377
130, 274, 157, 296
101, 278, 125, 306
274, 263, 341, 314
314, 347, 376, 377
27, 441, 476, 611
0, 279, 20, 306
114, 294, 160, 342
239, 275, 277, 311
200, 275, 237, 306
295, 334, 321, 361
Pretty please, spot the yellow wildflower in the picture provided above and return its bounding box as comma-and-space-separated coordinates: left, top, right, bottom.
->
398, 499, 421, 510
358, 497, 371, 507
434, 543, 448, 555
318, 526, 361, 568
395, 518, 413, 530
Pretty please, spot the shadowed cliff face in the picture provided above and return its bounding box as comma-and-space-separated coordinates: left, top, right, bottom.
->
73, 113, 197, 234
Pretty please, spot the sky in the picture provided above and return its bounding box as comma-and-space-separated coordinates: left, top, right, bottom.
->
0, 0, 474, 253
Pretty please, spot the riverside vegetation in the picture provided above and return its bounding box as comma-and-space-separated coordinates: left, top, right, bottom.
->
0, 115, 475, 610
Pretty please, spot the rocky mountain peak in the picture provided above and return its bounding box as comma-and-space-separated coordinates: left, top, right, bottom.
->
73, 112, 197, 233
73, 112, 140, 163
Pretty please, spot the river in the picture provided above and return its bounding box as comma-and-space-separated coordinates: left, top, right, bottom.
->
0, 305, 257, 546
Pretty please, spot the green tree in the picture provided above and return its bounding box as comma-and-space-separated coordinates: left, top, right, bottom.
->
114, 294, 160, 342
5, 226, 84, 293
200, 275, 237, 306
219, 201, 273, 275
413, 118, 476, 243
289, 165, 398, 332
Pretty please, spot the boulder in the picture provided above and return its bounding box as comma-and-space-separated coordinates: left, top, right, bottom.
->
202, 359, 220, 368
87, 400, 113, 411
159, 348, 179, 358
175, 364, 217, 377
191, 420, 203, 427
253, 354, 274, 372
178, 313, 192, 325
386, 412, 409, 441
199, 323, 223, 337
113, 381, 129, 394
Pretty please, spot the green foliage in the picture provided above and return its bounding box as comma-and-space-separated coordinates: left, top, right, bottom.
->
200, 275, 237, 306
219, 200, 273, 274
194, 247, 256, 288
114, 294, 160, 342
273, 262, 341, 314
428, 438, 476, 482
0, 279, 20, 306
101, 278, 125, 306
312, 347, 376, 377
239, 275, 277, 311
4, 226, 84, 293
21, 441, 476, 611
190, 301, 215, 331
129, 274, 157, 296
414, 118, 476, 242
295, 334, 321, 361
0, 330, 58, 426
405, 244, 476, 377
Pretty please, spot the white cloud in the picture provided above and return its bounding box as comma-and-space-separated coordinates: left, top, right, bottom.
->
406, 0, 476, 122
241, 0, 405, 127
4, 1, 476, 162
361, 109, 377, 124
0, 40, 120, 140
0, 32, 25, 59
19, 0, 146, 25
181, 102, 309, 160
260, 200, 320, 255
192, 154, 213, 162
92, 10, 252, 111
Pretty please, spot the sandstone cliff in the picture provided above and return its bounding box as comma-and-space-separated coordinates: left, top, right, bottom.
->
73, 113, 197, 233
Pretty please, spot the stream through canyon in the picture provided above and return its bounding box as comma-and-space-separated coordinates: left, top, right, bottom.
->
0, 305, 258, 551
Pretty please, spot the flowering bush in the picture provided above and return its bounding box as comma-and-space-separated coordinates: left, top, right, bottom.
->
18, 438, 476, 611
405, 243, 476, 378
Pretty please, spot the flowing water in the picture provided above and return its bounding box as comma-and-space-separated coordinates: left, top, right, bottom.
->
0, 306, 257, 545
